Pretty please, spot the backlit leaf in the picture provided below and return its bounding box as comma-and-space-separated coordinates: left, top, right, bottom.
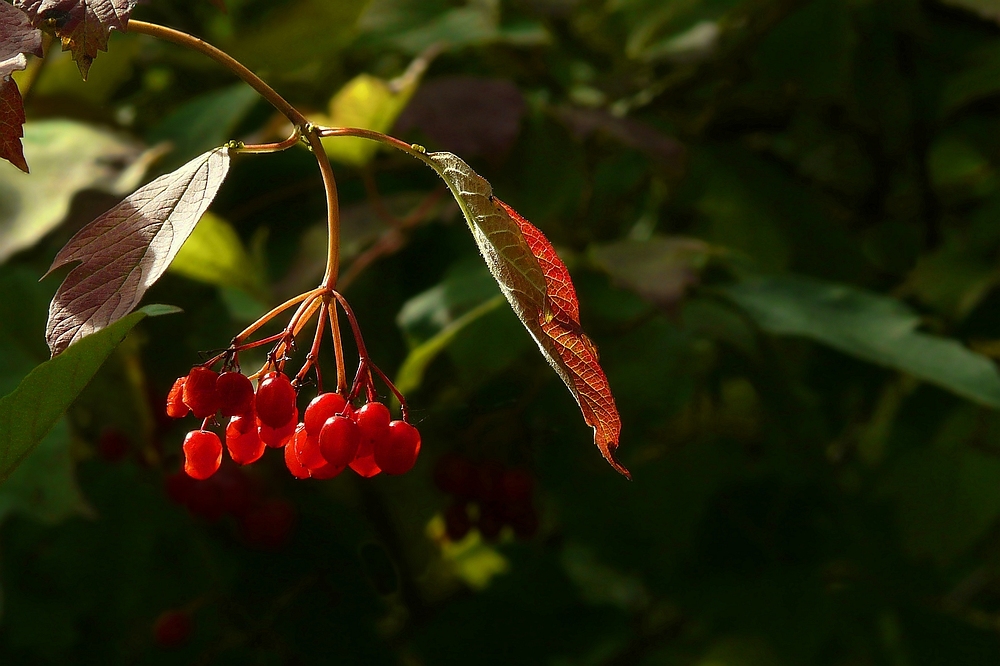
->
14, 0, 137, 78
44, 147, 230, 356
0, 304, 176, 483
317, 71, 422, 167
421, 151, 627, 477
168, 211, 263, 296
0, 1, 42, 172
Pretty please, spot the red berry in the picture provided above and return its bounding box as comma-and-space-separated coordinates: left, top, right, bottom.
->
226, 415, 265, 465
433, 453, 476, 498
241, 498, 295, 550
311, 461, 345, 479
444, 502, 471, 541
98, 428, 129, 462
349, 439, 382, 478
374, 420, 421, 475
258, 408, 298, 448
355, 401, 390, 449
255, 371, 296, 428
166, 377, 189, 419
500, 468, 534, 504
285, 426, 312, 479
319, 415, 360, 468
183, 430, 222, 480
293, 421, 327, 470
183, 367, 220, 418
304, 392, 348, 436
217, 372, 255, 417
153, 609, 192, 649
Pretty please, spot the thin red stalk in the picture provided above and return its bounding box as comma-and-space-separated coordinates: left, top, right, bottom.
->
332, 292, 369, 359
328, 301, 348, 394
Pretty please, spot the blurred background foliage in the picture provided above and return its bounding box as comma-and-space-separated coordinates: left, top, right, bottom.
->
7, 0, 1000, 663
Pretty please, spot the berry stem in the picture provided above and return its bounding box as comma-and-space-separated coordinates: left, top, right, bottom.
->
328, 301, 348, 395
368, 363, 410, 421
295, 302, 328, 388
233, 287, 325, 346
127, 21, 307, 127
332, 291, 369, 360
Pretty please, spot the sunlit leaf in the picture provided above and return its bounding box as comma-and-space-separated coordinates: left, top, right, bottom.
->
168, 212, 263, 296
420, 151, 627, 477
44, 147, 230, 356
723, 276, 1000, 407
317, 73, 421, 167
14, 0, 138, 78
0, 120, 153, 264
0, 304, 177, 483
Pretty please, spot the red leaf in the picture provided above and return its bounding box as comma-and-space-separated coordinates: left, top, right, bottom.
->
45, 147, 231, 356
14, 0, 137, 79
0, 78, 29, 173
422, 152, 628, 478
1, 1, 42, 172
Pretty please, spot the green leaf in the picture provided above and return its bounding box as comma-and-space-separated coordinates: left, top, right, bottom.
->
722, 276, 1000, 407
396, 294, 504, 395
0, 120, 154, 264
0, 305, 177, 483
147, 83, 260, 169
0, 419, 89, 525
316, 73, 421, 167
168, 212, 264, 296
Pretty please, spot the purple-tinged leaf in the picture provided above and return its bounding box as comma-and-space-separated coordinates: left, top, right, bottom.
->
14, 0, 138, 78
0, 2, 42, 173
44, 147, 231, 356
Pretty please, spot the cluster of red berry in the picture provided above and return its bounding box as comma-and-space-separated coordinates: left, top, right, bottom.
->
433, 454, 539, 542
165, 461, 297, 549
166, 366, 421, 481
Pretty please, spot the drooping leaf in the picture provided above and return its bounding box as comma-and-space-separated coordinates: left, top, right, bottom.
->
44, 147, 231, 356
0, 304, 177, 483
0, 120, 153, 264
419, 151, 627, 477
14, 0, 138, 78
0, 1, 42, 173
723, 276, 1000, 407
0, 79, 29, 173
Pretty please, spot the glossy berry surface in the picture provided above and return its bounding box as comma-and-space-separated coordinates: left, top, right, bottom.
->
183, 430, 222, 480
293, 423, 327, 470
285, 426, 312, 479
319, 415, 360, 468
311, 461, 345, 479
304, 392, 347, 436
375, 420, 421, 475
255, 371, 296, 428
165, 377, 189, 418
355, 401, 390, 449
217, 371, 255, 417
259, 408, 297, 448
226, 415, 265, 465
183, 367, 220, 418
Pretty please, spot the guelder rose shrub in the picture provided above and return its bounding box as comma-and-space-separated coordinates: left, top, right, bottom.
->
0, 0, 626, 486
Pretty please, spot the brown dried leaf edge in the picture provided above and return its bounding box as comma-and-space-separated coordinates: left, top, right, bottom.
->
45, 147, 231, 356
424, 152, 628, 478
